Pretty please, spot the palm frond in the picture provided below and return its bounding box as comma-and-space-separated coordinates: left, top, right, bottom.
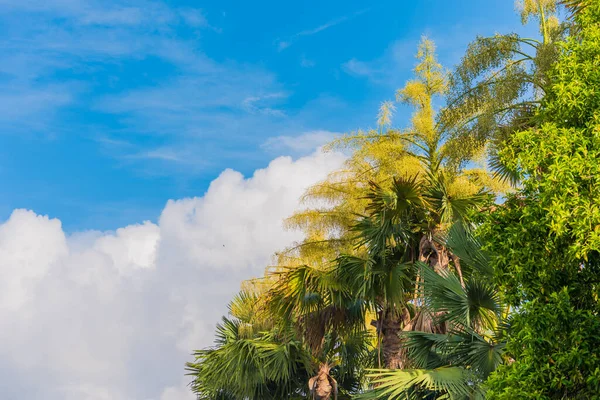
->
447, 329, 505, 379
561, 0, 589, 19
402, 329, 505, 380
488, 148, 520, 187
358, 367, 482, 400
425, 173, 489, 224
267, 264, 367, 353
186, 318, 312, 399
418, 262, 500, 330
335, 253, 412, 310
363, 176, 426, 221
445, 223, 492, 278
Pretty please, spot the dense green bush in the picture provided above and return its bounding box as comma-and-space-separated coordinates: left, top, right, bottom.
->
484, 2, 600, 398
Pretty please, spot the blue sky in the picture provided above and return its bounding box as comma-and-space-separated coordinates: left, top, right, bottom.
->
0, 0, 536, 231
0, 2, 550, 399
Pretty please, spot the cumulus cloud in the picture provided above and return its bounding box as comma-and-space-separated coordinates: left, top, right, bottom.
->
0, 150, 345, 400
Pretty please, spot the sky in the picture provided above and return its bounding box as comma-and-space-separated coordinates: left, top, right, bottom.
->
0, 1, 537, 399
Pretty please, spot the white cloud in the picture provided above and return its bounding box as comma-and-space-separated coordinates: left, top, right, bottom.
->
262, 130, 339, 155
0, 150, 345, 399
276, 8, 370, 51
159, 379, 196, 400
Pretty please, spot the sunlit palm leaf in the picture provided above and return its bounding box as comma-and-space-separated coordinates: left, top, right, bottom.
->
488, 148, 520, 187
356, 176, 426, 256
186, 317, 312, 399
425, 173, 489, 224
358, 367, 482, 400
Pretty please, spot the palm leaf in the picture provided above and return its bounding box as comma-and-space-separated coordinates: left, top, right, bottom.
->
561, 0, 589, 19
356, 176, 426, 256
402, 329, 505, 380
488, 148, 520, 187
445, 223, 492, 278
447, 329, 505, 379
424, 173, 489, 224
358, 367, 482, 400
418, 262, 500, 330
186, 317, 312, 399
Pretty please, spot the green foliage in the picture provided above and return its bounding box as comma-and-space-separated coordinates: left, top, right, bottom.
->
418, 262, 499, 330
483, 2, 600, 398
186, 292, 312, 399
267, 263, 369, 355
440, 0, 569, 179
357, 367, 483, 400
486, 290, 600, 399
187, 21, 536, 400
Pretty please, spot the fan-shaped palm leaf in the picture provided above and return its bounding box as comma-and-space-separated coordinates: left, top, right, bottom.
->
445, 223, 492, 278
357, 367, 482, 400
424, 173, 489, 225
186, 316, 312, 399
418, 262, 499, 330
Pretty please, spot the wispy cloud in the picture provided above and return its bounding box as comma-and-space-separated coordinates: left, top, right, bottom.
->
342, 38, 417, 86
300, 54, 316, 68
241, 92, 288, 116
276, 8, 369, 51
0, 0, 222, 133
262, 130, 339, 156
0, 0, 291, 174
0, 0, 361, 178
135, 148, 185, 162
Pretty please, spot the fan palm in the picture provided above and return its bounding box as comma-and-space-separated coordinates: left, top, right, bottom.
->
339, 170, 489, 369
328, 38, 492, 372
359, 223, 507, 399
186, 290, 313, 399
266, 263, 373, 399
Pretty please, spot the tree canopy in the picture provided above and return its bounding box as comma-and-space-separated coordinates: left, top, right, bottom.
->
186, 1, 600, 399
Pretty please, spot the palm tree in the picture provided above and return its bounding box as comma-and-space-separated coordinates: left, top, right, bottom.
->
186, 290, 313, 399
329, 38, 492, 371
266, 263, 373, 400
337, 169, 489, 369
186, 38, 499, 399
359, 223, 507, 399
439, 0, 581, 184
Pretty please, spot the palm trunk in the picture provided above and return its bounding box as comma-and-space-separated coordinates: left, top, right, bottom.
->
418, 233, 450, 273
381, 310, 403, 369
308, 363, 337, 400
411, 233, 451, 333
373, 307, 411, 369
